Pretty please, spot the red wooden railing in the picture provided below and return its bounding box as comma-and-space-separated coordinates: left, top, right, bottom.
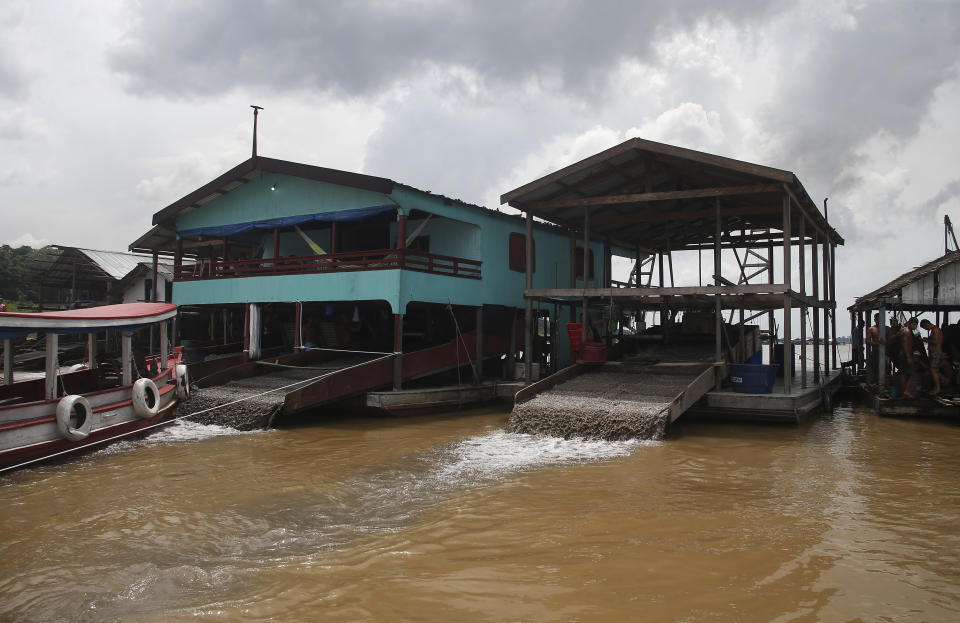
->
175, 248, 481, 281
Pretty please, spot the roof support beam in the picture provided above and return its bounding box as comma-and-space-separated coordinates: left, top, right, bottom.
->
523, 183, 782, 211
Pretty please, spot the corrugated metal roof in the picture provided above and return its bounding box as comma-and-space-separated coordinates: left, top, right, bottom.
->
75, 248, 154, 280
850, 250, 960, 310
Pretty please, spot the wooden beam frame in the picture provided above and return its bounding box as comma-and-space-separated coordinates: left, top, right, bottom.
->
524, 183, 782, 211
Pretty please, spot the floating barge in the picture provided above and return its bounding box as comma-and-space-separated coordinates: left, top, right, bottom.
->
502, 138, 845, 433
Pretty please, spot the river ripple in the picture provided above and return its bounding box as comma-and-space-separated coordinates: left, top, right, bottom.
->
1, 404, 959, 621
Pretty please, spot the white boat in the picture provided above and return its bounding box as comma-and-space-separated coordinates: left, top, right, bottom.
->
0, 303, 186, 471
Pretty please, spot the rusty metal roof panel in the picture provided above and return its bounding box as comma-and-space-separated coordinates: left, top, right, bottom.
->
75, 248, 153, 281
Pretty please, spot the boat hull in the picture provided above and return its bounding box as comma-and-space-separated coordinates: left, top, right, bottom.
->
0, 366, 181, 471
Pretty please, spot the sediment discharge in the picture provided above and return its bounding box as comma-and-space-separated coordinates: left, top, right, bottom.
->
508, 370, 692, 440
178, 367, 322, 430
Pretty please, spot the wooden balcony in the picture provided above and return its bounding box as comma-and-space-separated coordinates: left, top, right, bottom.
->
174, 248, 481, 282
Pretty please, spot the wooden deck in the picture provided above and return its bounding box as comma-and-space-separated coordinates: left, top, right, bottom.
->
689, 369, 844, 423
858, 385, 960, 420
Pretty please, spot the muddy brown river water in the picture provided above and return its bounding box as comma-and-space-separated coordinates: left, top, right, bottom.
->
2, 401, 959, 622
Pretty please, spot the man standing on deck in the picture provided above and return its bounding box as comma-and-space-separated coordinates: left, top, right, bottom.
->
921, 319, 944, 395
899, 317, 921, 398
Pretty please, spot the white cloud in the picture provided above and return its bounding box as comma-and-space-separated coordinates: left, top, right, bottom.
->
7, 232, 50, 248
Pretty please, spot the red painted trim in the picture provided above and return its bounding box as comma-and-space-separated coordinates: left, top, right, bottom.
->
0, 303, 177, 322
0, 355, 179, 412
284, 329, 509, 413
0, 416, 55, 432
0, 402, 178, 470
173, 249, 481, 281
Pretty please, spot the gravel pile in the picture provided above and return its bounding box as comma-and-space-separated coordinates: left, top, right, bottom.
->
508, 369, 700, 441
177, 368, 322, 430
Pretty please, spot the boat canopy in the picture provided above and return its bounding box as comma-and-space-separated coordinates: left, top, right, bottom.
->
0, 303, 178, 339
176, 204, 398, 239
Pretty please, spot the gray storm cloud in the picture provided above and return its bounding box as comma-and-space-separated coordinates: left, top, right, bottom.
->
108, 0, 785, 100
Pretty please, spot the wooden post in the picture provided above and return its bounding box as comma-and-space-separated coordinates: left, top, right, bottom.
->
248, 303, 261, 361
475, 306, 483, 385
570, 231, 577, 288
331, 222, 338, 254
582, 207, 590, 326
160, 321, 169, 371
830, 243, 838, 370
767, 241, 776, 366
294, 302, 303, 350
799, 215, 807, 388
822, 241, 830, 372
849, 310, 857, 373
393, 313, 403, 390
243, 303, 250, 362
152, 252, 159, 302
782, 194, 793, 395
121, 333, 132, 387
175, 238, 183, 278
397, 213, 407, 250
508, 308, 517, 379
525, 213, 534, 382
603, 237, 612, 288
273, 228, 280, 259
878, 304, 887, 388
87, 333, 96, 370
714, 198, 722, 368
44, 333, 60, 399
3, 338, 12, 386
812, 230, 820, 382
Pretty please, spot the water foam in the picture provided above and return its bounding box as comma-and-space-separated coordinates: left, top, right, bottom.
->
92, 420, 261, 457
142, 420, 262, 445
433, 429, 656, 483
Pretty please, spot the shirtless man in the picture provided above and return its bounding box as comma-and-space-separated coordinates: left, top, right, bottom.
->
898, 317, 921, 398
920, 319, 944, 395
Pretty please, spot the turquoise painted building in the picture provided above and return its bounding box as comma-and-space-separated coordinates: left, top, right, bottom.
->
131, 156, 633, 373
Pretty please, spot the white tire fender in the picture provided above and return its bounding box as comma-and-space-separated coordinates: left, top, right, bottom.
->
175, 364, 190, 400
56, 395, 93, 441
132, 378, 160, 419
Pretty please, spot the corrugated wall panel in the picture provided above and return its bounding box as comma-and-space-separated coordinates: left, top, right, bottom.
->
941, 263, 960, 304
902, 280, 924, 304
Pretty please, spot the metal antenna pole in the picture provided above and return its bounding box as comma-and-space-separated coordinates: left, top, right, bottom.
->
945, 215, 958, 254
251, 105, 264, 157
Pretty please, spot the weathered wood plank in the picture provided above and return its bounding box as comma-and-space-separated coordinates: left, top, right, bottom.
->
524, 184, 783, 211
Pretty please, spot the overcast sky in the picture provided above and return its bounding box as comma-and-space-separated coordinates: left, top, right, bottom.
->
2, 0, 959, 332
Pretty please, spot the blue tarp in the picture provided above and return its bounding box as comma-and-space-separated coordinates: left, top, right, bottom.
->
177, 204, 399, 239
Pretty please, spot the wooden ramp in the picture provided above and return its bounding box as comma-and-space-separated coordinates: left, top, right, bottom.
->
509, 360, 721, 439
181, 329, 511, 427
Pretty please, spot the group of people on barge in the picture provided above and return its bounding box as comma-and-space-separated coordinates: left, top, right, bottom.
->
865, 314, 958, 398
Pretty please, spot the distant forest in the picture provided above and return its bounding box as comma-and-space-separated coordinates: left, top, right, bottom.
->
0, 245, 61, 305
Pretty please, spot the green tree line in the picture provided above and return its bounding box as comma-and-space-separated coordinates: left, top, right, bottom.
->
0, 245, 61, 306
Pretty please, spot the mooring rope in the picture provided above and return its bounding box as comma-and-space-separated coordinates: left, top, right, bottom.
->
0, 353, 395, 475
